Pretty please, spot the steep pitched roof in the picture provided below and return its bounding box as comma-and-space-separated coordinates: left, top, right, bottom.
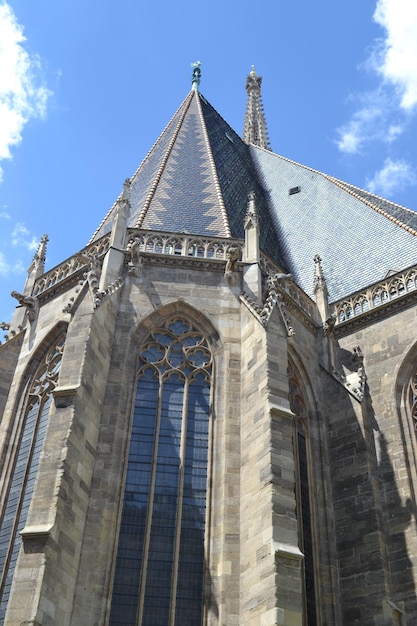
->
88, 89, 286, 269
88, 85, 417, 304
250, 147, 417, 301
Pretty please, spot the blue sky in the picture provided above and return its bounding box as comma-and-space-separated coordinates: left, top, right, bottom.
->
1, 0, 417, 328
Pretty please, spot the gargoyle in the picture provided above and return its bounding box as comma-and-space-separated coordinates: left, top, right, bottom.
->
11, 291, 38, 322
225, 246, 240, 273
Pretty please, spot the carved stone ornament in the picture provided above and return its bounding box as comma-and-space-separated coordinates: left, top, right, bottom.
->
224, 245, 240, 285
242, 271, 294, 335
126, 237, 144, 276
324, 312, 337, 336
333, 344, 366, 402
244, 190, 258, 229
11, 291, 38, 322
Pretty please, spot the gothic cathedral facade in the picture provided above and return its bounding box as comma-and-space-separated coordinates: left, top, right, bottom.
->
1, 66, 417, 625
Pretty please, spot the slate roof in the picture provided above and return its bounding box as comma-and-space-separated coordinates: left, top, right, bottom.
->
88, 89, 417, 303
250, 149, 417, 301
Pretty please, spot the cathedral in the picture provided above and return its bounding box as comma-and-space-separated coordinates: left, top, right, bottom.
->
1, 63, 417, 625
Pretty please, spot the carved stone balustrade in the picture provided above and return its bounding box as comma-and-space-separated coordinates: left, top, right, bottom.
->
333, 264, 417, 329
32, 235, 111, 297
126, 230, 243, 261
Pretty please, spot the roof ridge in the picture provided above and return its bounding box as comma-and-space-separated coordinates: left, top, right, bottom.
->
251, 145, 331, 176
136, 91, 195, 228
195, 93, 231, 237
251, 146, 417, 237
86, 92, 195, 245
328, 176, 417, 237
328, 175, 416, 215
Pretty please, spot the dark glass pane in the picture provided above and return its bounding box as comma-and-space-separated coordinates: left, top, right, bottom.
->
0, 397, 52, 621
110, 323, 211, 626
109, 369, 158, 625
142, 375, 184, 626
175, 374, 209, 626
298, 426, 317, 626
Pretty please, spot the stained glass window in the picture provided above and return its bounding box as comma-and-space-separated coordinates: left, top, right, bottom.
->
0, 335, 65, 622
110, 318, 212, 626
288, 359, 317, 626
409, 373, 417, 433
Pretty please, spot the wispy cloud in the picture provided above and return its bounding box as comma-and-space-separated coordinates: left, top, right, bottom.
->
0, 250, 24, 276
336, 101, 385, 154
335, 0, 417, 187
0, 251, 9, 275
0, 2, 51, 180
0, 206, 11, 219
366, 158, 417, 197
11, 222, 38, 251
0, 220, 37, 279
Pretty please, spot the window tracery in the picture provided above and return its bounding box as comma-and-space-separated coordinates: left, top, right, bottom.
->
0, 334, 65, 621
408, 372, 417, 432
110, 317, 212, 626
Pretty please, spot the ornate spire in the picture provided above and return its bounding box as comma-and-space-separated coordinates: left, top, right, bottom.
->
191, 61, 201, 92
313, 254, 327, 294
243, 66, 271, 150
30, 234, 48, 275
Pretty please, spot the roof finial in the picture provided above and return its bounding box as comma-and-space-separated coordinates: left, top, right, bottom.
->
243, 66, 271, 150
191, 61, 202, 91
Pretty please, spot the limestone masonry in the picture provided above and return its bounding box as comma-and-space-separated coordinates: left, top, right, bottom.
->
1, 66, 417, 625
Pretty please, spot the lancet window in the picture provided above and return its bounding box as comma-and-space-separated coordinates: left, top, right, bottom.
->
109, 317, 213, 626
288, 360, 317, 626
0, 334, 65, 622
408, 372, 417, 433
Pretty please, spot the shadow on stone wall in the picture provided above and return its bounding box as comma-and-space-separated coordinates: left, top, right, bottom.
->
325, 361, 417, 624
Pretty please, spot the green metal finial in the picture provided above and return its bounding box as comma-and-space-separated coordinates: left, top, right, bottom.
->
191, 61, 202, 91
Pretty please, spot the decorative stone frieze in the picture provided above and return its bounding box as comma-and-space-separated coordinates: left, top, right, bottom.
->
333, 263, 417, 331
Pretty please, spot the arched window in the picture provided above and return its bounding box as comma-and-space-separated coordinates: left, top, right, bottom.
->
408, 372, 417, 433
109, 317, 213, 626
288, 359, 317, 626
0, 334, 65, 622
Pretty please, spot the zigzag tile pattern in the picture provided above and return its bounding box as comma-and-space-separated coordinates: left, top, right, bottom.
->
141, 96, 228, 236
90, 102, 189, 243
199, 96, 291, 272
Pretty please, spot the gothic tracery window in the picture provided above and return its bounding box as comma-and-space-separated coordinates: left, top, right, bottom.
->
408, 372, 417, 432
109, 317, 212, 626
288, 359, 317, 626
0, 334, 65, 622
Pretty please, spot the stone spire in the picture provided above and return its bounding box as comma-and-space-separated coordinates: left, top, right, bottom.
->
243, 66, 271, 150
23, 234, 48, 295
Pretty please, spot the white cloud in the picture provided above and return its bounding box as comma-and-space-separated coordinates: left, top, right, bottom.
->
0, 206, 10, 219
335, 0, 417, 156
0, 250, 26, 276
336, 121, 362, 155
336, 105, 383, 154
11, 222, 38, 251
0, 251, 9, 275
335, 97, 401, 155
366, 158, 417, 197
373, 0, 417, 110
0, 2, 51, 170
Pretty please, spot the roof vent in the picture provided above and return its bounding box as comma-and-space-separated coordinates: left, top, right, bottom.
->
289, 186, 301, 195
